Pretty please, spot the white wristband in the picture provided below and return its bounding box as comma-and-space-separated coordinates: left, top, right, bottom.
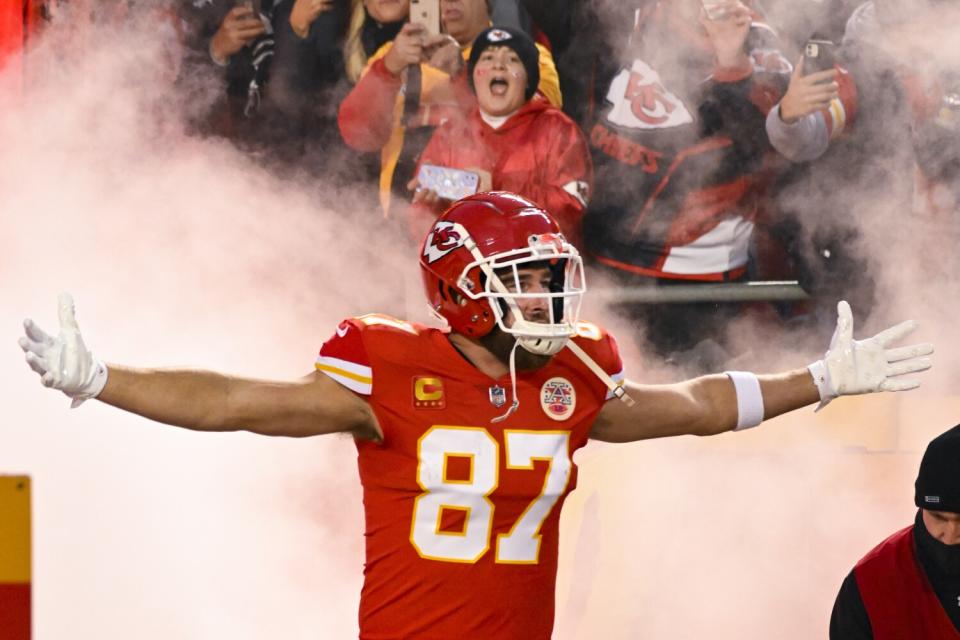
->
725, 371, 764, 431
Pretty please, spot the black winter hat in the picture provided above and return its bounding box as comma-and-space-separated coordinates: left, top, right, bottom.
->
467, 26, 540, 101
915, 424, 960, 513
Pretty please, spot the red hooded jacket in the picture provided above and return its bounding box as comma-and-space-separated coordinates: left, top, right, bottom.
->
412, 98, 592, 247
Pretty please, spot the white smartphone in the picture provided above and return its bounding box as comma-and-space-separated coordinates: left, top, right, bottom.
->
410, 0, 441, 36
417, 164, 480, 201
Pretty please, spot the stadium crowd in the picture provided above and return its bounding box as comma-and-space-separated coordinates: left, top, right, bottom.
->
7, 0, 959, 370
5, 3, 956, 639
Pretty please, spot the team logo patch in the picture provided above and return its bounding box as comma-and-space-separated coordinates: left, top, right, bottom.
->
413, 376, 445, 409
540, 377, 575, 421
486, 29, 512, 43
422, 221, 465, 264
562, 180, 590, 207
489, 385, 506, 408
605, 59, 693, 130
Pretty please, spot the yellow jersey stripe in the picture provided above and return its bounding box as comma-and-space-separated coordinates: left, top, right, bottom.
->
315, 363, 372, 384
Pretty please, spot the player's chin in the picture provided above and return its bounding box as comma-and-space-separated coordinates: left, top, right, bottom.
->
515, 349, 553, 371
481, 326, 551, 368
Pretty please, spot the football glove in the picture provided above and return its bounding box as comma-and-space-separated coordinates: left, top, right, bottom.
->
808, 300, 933, 410
19, 293, 108, 408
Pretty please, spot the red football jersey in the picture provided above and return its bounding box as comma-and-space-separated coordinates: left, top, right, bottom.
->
315, 314, 624, 639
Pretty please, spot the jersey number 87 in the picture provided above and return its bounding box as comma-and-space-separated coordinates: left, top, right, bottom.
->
410, 426, 572, 564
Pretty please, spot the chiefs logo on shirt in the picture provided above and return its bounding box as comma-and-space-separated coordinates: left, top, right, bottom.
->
605, 59, 693, 130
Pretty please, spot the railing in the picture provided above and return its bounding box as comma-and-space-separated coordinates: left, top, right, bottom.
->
591, 280, 810, 304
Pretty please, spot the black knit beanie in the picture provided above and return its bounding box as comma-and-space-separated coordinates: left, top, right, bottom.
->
915, 424, 960, 513
467, 26, 540, 101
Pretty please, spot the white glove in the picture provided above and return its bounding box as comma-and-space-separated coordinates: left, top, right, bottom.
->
19, 293, 108, 408
808, 300, 933, 410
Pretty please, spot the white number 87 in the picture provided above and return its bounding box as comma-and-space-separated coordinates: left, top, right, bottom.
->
409, 426, 572, 564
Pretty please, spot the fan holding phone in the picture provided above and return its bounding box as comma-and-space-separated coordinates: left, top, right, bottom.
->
209, 0, 269, 65
775, 37, 841, 126
338, 0, 566, 221
406, 27, 592, 247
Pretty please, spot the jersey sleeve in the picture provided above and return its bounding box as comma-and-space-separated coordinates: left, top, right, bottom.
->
603, 331, 626, 400
766, 65, 858, 163
573, 321, 626, 400
315, 318, 373, 396
337, 46, 403, 152
539, 110, 592, 248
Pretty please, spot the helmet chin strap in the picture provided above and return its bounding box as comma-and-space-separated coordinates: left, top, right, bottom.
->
564, 340, 636, 407
489, 335, 635, 424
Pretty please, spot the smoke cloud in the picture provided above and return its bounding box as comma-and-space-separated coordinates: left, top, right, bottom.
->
1, 10, 417, 638
2, 2, 958, 639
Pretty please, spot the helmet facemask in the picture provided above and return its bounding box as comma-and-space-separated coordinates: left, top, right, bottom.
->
455, 229, 585, 356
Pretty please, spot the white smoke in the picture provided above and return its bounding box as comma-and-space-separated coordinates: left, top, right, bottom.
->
1, 2, 957, 639
556, 0, 960, 637
1, 11, 417, 638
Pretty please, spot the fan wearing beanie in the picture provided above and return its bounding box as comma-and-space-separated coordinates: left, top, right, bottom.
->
831, 424, 960, 639
409, 26, 592, 247
337, 0, 564, 219
466, 26, 541, 107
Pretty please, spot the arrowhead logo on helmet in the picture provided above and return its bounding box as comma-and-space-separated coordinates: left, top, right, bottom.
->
423, 221, 466, 264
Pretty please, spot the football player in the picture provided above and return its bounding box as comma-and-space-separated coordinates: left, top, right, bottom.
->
19, 191, 933, 638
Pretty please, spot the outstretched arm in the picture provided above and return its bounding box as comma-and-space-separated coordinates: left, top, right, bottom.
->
19, 294, 379, 440
592, 301, 933, 443
592, 369, 817, 441
97, 367, 377, 439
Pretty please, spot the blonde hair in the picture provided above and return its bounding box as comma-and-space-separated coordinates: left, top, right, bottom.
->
343, 0, 369, 84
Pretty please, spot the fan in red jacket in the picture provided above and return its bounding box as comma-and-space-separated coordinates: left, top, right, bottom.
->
409, 26, 591, 247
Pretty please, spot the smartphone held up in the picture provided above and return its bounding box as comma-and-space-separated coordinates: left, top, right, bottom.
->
803, 39, 837, 75
410, 0, 440, 36
417, 164, 480, 201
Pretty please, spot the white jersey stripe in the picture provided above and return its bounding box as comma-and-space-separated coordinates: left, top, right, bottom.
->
315, 355, 373, 395
828, 97, 847, 139
315, 355, 372, 379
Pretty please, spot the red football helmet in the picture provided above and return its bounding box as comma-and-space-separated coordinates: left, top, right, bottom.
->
419, 192, 585, 356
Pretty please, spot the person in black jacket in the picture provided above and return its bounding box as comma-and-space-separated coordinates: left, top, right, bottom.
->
279, 0, 409, 189
766, 0, 960, 334
830, 424, 960, 639
178, 0, 280, 143
579, 1, 794, 369
177, 0, 359, 176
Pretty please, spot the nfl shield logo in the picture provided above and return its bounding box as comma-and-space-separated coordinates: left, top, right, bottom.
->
489, 385, 506, 408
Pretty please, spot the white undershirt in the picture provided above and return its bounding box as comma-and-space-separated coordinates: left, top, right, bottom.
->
479, 109, 517, 129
